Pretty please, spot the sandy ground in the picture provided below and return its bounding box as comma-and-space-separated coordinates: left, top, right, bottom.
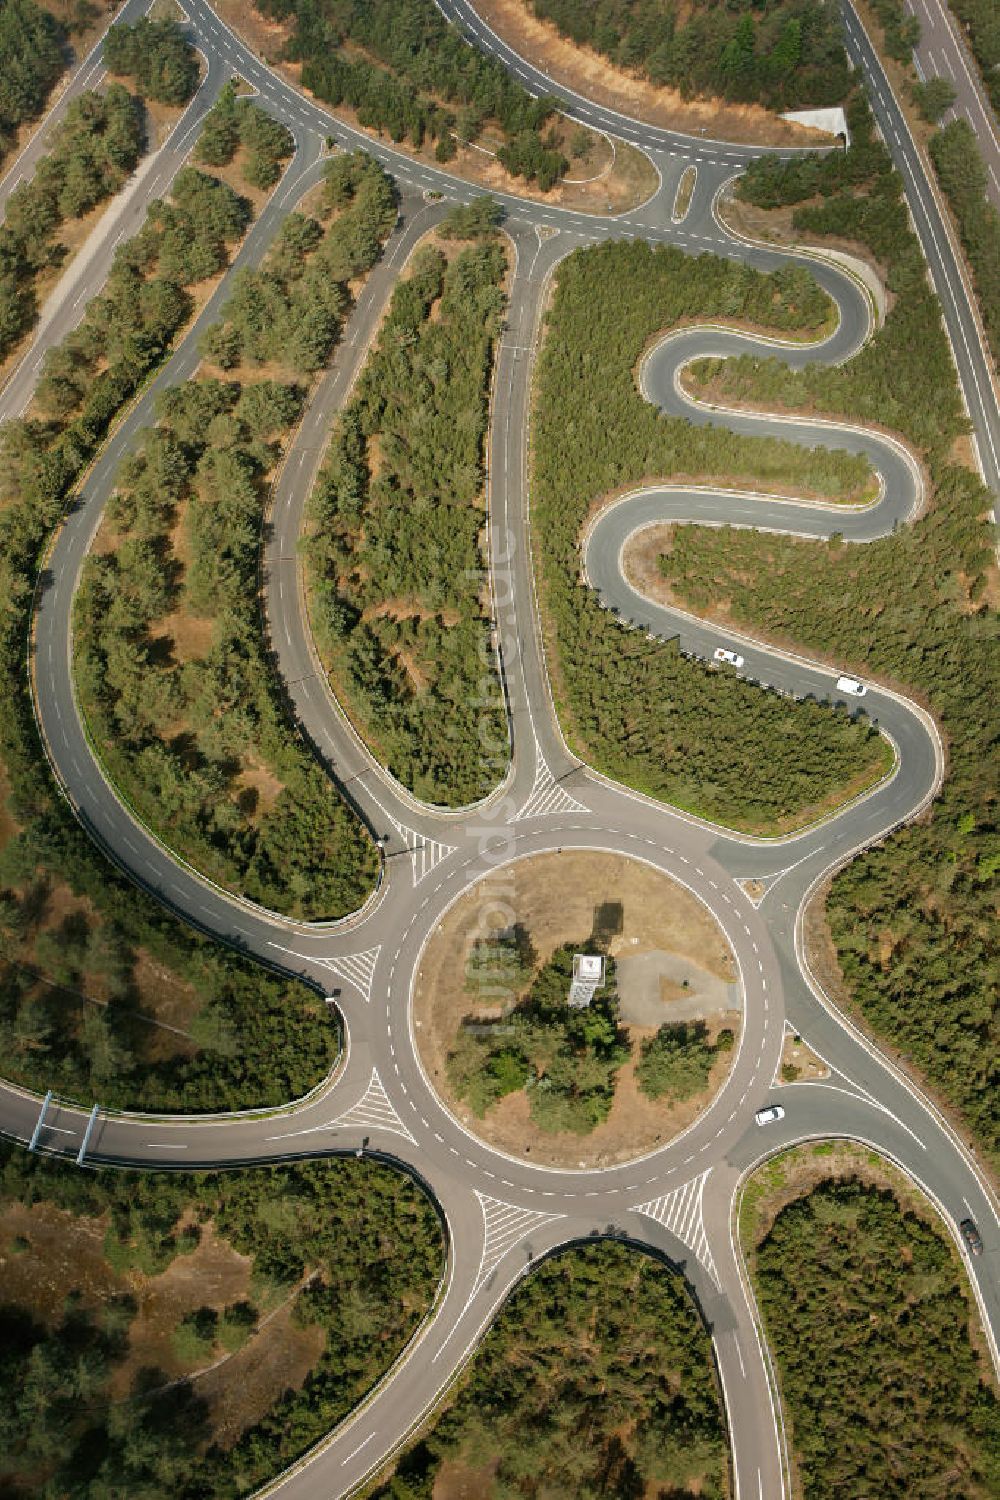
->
413, 850, 740, 1168
473, 0, 832, 147
777, 1028, 829, 1084
210, 0, 659, 214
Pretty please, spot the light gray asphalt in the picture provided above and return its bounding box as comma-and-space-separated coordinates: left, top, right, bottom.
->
1, 4, 998, 1499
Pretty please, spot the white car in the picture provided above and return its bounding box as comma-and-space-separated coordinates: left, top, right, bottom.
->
836, 675, 867, 697
713, 647, 745, 669
755, 1105, 785, 1127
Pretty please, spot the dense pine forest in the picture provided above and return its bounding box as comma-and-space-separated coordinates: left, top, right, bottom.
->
0, 1144, 443, 1498
255, 0, 569, 186
669, 92, 999, 1156
306, 232, 508, 805
532, 239, 892, 834
528, 0, 851, 111
0, 0, 65, 167
372, 1240, 727, 1499
753, 1177, 1000, 1497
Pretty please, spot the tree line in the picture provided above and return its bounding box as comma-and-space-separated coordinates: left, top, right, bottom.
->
0, 1141, 443, 1498
74, 372, 379, 921
663, 95, 1000, 1156
372, 1239, 728, 1499
948, 0, 1000, 112
0, 151, 350, 1114
305, 234, 508, 806
0, 84, 144, 363
529, 0, 851, 112
103, 16, 200, 106
753, 1177, 999, 1497
532, 237, 892, 835
256, 0, 569, 187
929, 118, 1000, 368
0, 0, 65, 168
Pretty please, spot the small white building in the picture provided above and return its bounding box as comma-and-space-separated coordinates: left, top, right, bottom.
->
569, 953, 605, 1009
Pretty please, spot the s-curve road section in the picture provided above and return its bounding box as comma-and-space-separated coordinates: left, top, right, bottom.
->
1, 3, 998, 1499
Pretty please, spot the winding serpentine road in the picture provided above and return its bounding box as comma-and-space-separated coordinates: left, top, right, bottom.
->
1, 2, 998, 1497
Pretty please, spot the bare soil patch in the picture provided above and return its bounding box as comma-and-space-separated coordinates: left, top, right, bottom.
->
413, 849, 740, 1168
209, 0, 657, 214
473, 0, 832, 147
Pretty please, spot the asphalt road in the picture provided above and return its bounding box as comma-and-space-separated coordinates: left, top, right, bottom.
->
0, 4, 998, 1499
906, 0, 1000, 210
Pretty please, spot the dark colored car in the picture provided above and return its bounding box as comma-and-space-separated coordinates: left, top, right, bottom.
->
959, 1218, 984, 1256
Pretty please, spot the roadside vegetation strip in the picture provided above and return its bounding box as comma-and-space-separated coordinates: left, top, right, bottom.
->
929, 118, 1000, 369
739, 1148, 999, 1499
0, 134, 352, 1114
0, 84, 145, 369
0, 1141, 444, 1500
73, 155, 396, 921
947, 0, 1000, 114
103, 15, 201, 107
303, 219, 508, 807
532, 237, 891, 837
368, 1239, 728, 1500
669, 91, 999, 1161
0, 0, 65, 171
525, 0, 851, 115
252, 0, 571, 188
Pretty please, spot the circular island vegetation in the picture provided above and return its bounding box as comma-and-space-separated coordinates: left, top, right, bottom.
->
413, 850, 742, 1168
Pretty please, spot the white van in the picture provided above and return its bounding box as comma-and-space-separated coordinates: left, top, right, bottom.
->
836, 676, 867, 697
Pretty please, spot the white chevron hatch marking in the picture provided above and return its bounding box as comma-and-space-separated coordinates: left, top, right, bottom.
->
319, 946, 381, 1003
329, 1068, 415, 1144
514, 749, 587, 821
387, 814, 456, 885
472, 1191, 564, 1296
633, 1170, 719, 1287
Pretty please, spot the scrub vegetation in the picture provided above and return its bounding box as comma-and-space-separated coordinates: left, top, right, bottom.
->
0, 143, 347, 1112
527, 0, 851, 112
750, 1175, 1000, 1498
532, 238, 891, 834
305, 234, 508, 805
0, 0, 65, 168
103, 16, 200, 106
664, 93, 999, 1157
0, 84, 145, 363
371, 1240, 727, 1500
255, 0, 570, 187
0, 1142, 443, 1499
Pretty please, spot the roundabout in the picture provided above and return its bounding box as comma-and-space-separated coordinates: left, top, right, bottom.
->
411, 848, 742, 1169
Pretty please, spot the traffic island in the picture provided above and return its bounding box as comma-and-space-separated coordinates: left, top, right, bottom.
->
412, 849, 742, 1168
